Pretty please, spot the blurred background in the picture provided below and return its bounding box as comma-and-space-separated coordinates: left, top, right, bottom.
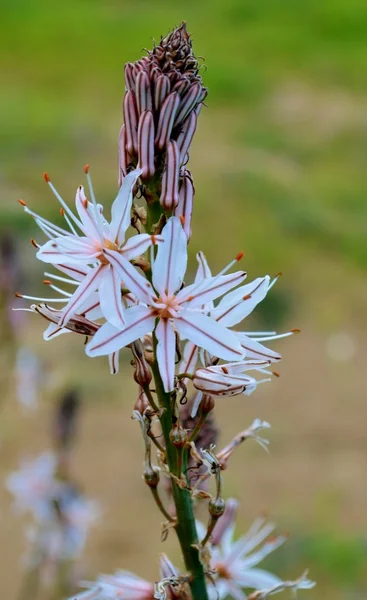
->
1, 1, 366, 598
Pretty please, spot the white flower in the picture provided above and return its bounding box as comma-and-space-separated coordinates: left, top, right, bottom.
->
86, 216, 248, 391
197, 501, 286, 600
193, 360, 273, 397
248, 571, 316, 599
21, 167, 161, 330
6, 452, 59, 521
69, 554, 177, 600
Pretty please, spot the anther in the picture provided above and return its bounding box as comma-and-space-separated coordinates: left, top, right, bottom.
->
243, 293, 252, 301
235, 251, 244, 261
18, 199, 27, 206
43, 172, 50, 183
59, 208, 65, 216
272, 371, 280, 377
30, 239, 39, 248
42, 280, 52, 285
291, 328, 301, 334
221, 366, 229, 374
83, 199, 88, 208
15, 292, 22, 298
275, 271, 283, 278
84, 164, 90, 174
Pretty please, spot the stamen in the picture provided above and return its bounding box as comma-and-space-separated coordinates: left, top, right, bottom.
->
24, 207, 70, 237
43, 281, 72, 297
18, 199, 27, 206
15, 293, 69, 303
268, 272, 283, 291
252, 331, 297, 342
44, 174, 83, 230
31, 239, 39, 248
44, 272, 80, 286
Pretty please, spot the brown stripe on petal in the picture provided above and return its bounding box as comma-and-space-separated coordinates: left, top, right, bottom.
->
155, 92, 180, 150
174, 83, 202, 126
154, 74, 171, 112
118, 125, 128, 185
123, 91, 139, 155
135, 71, 153, 115
175, 170, 194, 240
138, 111, 155, 179
172, 77, 190, 96
160, 140, 180, 210
176, 111, 198, 166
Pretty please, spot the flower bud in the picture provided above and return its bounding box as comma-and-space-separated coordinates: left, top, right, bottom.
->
131, 340, 152, 387
123, 91, 139, 155
174, 170, 194, 240
209, 497, 225, 518
169, 425, 187, 448
199, 393, 215, 415
138, 111, 155, 179
143, 465, 160, 488
160, 141, 180, 210
211, 498, 238, 545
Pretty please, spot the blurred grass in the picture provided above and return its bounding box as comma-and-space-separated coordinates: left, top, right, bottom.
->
1, 1, 367, 598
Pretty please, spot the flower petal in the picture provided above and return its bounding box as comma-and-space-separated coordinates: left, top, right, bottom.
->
177, 271, 246, 308
235, 568, 282, 590
86, 305, 154, 357
104, 249, 154, 305
212, 276, 270, 327
195, 251, 212, 282
122, 233, 162, 261
179, 340, 199, 375
175, 310, 244, 362
155, 319, 176, 392
75, 185, 102, 240
236, 333, 281, 362
58, 265, 106, 328
43, 323, 70, 340
37, 237, 99, 265
152, 217, 187, 296
110, 168, 142, 246
98, 265, 125, 329
108, 351, 120, 375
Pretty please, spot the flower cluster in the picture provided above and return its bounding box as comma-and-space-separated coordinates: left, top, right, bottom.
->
14, 22, 314, 600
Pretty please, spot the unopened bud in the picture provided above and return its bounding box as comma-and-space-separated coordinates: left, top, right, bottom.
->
174, 170, 194, 241
131, 341, 152, 386
155, 92, 180, 151
138, 110, 155, 179
169, 425, 187, 448
123, 90, 139, 155
209, 497, 225, 518
160, 140, 180, 210
199, 394, 215, 416
144, 465, 160, 488
135, 70, 153, 115
211, 498, 238, 545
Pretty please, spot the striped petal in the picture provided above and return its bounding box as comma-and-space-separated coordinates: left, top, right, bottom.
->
58, 265, 106, 328
212, 276, 270, 327
75, 185, 102, 240
122, 233, 161, 261
86, 305, 154, 357
175, 310, 244, 362
236, 333, 281, 362
110, 168, 142, 246
103, 249, 154, 305
152, 217, 187, 296
155, 318, 176, 392
98, 265, 125, 329
37, 237, 99, 265
179, 340, 199, 375
177, 271, 246, 308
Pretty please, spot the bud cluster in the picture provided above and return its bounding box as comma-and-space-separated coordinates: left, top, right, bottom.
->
119, 23, 206, 226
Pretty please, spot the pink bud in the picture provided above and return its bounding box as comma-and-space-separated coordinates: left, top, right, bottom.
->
174, 170, 194, 240
174, 82, 202, 126
176, 111, 198, 167
135, 71, 152, 115
138, 111, 155, 180
155, 92, 180, 151
123, 91, 139, 155
160, 141, 180, 210
173, 77, 190, 96
124, 63, 135, 91
154, 74, 171, 112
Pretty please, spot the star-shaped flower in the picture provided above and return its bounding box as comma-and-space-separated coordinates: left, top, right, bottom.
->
86, 216, 247, 391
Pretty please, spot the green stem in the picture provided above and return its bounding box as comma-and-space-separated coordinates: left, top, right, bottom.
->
151, 342, 209, 600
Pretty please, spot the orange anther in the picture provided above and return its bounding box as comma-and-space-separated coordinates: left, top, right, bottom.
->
59, 207, 65, 216
15, 292, 22, 298
18, 199, 27, 206
83, 199, 88, 208
243, 293, 252, 301
84, 164, 90, 174
30, 239, 38, 248
43, 172, 50, 183
43, 280, 52, 285
272, 371, 280, 378
235, 251, 244, 261
291, 328, 301, 334
179, 215, 185, 226
221, 366, 229, 374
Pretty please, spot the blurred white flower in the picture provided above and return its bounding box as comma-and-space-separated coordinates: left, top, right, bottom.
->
6, 452, 59, 521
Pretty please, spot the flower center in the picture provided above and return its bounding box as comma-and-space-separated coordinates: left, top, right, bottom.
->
215, 562, 231, 579
97, 239, 119, 264
153, 294, 180, 319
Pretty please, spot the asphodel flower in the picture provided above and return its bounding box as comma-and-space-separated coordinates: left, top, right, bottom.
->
192, 360, 273, 397
86, 216, 247, 392
19, 167, 162, 330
